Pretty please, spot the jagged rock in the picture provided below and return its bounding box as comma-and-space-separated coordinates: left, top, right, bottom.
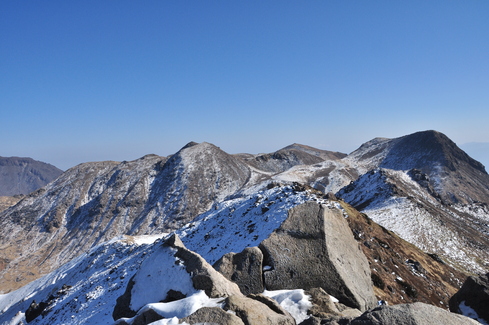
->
449, 272, 489, 324
25, 300, 48, 323
165, 234, 242, 298
224, 294, 295, 325
299, 316, 322, 325
113, 307, 163, 325
113, 234, 242, 320
306, 287, 340, 318
341, 302, 481, 325
213, 246, 264, 295
259, 202, 376, 311
181, 306, 245, 325
300, 288, 362, 325
113, 277, 138, 320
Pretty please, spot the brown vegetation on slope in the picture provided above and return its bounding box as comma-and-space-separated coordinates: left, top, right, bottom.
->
339, 200, 467, 308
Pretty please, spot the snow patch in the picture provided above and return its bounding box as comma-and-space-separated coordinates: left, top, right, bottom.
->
263, 289, 312, 324
129, 246, 196, 312
458, 301, 488, 325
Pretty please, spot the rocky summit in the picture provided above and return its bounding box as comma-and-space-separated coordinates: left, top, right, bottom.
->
0, 130, 488, 324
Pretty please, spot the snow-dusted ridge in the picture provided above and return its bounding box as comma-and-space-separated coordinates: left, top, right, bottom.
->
337, 168, 489, 273
1, 130, 489, 324
0, 236, 158, 325
0, 185, 325, 325
178, 184, 336, 264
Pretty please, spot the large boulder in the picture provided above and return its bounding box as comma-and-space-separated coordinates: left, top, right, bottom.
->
259, 202, 376, 311
165, 234, 242, 298
449, 272, 489, 324
180, 307, 245, 325
213, 246, 265, 295
113, 234, 242, 320
343, 302, 481, 325
224, 294, 296, 325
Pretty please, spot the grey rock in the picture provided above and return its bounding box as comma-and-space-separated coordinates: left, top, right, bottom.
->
180, 306, 245, 325
113, 234, 242, 320
259, 202, 376, 311
113, 277, 137, 320
306, 287, 341, 318
224, 294, 295, 325
165, 234, 242, 298
213, 246, 264, 295
129, 307, 163, 325
346, 302, 481, 325
449, 272, 489, 324
299, 316, 322, 325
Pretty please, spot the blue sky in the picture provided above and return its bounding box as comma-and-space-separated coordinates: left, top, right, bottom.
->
2, 1, 489, 170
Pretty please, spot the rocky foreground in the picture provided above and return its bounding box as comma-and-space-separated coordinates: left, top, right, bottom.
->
4, 197, 486, 324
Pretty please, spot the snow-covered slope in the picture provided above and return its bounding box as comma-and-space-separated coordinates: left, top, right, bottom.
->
0, 235, 158, 325
337, 168, 489, 273
0, 142, 252, 293
1, 129, 489, 323
0, 186, 326, 325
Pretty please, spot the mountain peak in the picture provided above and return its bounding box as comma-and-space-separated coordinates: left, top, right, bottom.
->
181, 141, 200, 150
382, 130, 486, 173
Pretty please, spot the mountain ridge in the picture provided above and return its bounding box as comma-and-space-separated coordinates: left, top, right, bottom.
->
0, 131, 488, 295
0, 156, 63, 196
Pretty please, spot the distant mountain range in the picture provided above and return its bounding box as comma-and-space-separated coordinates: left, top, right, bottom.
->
0, 157, 63, 196
0, 130, 488, 325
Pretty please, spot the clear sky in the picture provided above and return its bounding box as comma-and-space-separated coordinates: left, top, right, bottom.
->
2, 1, 489, 171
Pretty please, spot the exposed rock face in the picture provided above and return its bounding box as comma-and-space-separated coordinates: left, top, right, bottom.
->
259, 202, 377, 311
165, 234, 242, 299
113, 234, 241, 320
213, 246, 264, 295
224, 294, 295, 325
181, 307, 245, 325
342, 302, 481, 325
306, 287, 342, 318
113, 308, 163, 325
449, 273, 489, 324
0, 156, 63, 196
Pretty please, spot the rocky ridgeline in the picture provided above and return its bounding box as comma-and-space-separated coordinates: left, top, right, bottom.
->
1, 130, 489, 324
104, 202, 481, 325
2, 130, 489, 293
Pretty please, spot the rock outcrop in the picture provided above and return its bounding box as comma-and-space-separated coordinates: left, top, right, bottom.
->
449, 272, 489, 324
341, 302, 481, 325
181, 307, 245, 325
113, 234, 242, 320
224, 294, 295, 325
259, 202, 377, 311
165, 234, 242, 299
113, 234, 300, 325
213, 246, 264, 295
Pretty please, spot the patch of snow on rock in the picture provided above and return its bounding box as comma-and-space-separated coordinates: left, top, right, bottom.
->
459, 301, 488, 325
263, 289, 312, 324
